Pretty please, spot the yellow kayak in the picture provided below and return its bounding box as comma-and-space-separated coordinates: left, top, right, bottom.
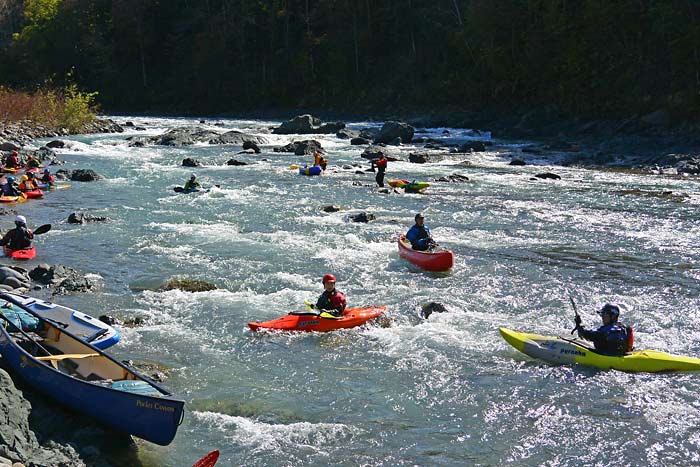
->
499, 327, 700, 372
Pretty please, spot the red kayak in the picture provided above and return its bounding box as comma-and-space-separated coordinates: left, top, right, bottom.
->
22, 189, 43, 199
3, 245, 37, 260
398, 235, 454, 272
193, 450, 219, 467
248, 306, 386, 332
25, 168, 40, 175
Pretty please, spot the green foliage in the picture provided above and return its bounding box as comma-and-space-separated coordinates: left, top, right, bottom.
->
1, 0, 699, 118
59, 83, 98, 132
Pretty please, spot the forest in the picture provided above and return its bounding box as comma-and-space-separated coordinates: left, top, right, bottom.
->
0, 0, 698, 119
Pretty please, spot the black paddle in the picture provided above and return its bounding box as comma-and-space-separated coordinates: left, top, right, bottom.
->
33, 224, 51, 235
568, 291, 581, 335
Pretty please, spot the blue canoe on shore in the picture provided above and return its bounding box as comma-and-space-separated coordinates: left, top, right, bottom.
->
0, 293, 184, 446
1, 292, 120, 350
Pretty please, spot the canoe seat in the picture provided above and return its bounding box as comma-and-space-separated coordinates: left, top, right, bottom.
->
111, 380, 162, 397
37, 353, 99, 361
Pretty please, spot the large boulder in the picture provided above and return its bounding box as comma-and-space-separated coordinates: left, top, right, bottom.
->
350, 137, 370, 145
151, 127, 220, 146
54, 169, 102, 182
374, 121, 414, 144
361, 146, 391, 160
29, 264, 101, 294
336, 129, 359, 140
242, 141, 261, 153
158, 278, 217, 292
208, 131, 267, 145
181, 158, 202, 167
67, 212, 110, 224
458, 141, 490, 153
45, 140, 65, 148
409, 152, 444, 164
272, 115, 320, 134
226, 159, 248, 166
274, 140, 323, 156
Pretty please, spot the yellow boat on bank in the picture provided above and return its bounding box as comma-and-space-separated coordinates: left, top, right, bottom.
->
499, 327, 700, 373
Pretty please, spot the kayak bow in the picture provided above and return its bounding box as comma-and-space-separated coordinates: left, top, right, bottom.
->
249, 306, 386, 332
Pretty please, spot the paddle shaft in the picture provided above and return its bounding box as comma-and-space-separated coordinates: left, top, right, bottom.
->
569, 293, 580, 335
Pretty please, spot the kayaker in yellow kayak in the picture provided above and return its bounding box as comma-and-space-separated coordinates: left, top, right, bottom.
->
183, 174, 201, 190
0, 215, 34, 250
309, 274, 347, 317
574, 303, 633, 355
25, 154, 41, 169
406, 213, 437, 251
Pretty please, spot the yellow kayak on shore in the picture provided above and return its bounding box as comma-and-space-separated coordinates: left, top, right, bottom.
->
499, 327, 700, 372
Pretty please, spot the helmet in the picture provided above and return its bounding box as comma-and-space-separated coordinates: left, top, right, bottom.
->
27, 154, 34, 159
6, 176, 14, 182
14, 215, 26, 225
11, 150, 18, 156
598, 303, 620, 316
20, 175, 28, 181
415, 213, 424, 220
322, 274, 336, 284
190, 173, 196, 178
43, 168, 50, 173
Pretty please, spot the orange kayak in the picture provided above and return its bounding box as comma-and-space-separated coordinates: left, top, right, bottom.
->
248, 306, 386, 332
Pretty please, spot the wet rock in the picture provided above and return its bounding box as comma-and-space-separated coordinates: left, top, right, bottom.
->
45, 140, 64, 149
345, 212, 376, 223
361, 146, 391, 160
2, 277, 24, 289
30, 264, 101, 294
534, 172, 561, 180
458, 141, 489, 152
151, 126, 219, 146
421, 302, 449, 319
208, 131, 267, 146
98, 315, 116, 325
374, 121, 414, 144
28, 264, 50, 280
55, 169, 102, 181
350, 137, 370, 145
0, 142, 20, 151
509, 159, 526, 166
272, 115, 345, 135
67, 212, 109, 224
159, 278, 217, 292
122, 360, 170, 383
0, 267, 28, 284
181, 158, 202, 167
321, 205, 341, 213
226, 159, 248, 166
273, 140, 323, 156
336, 129, 359, 140
242, 141, 261, 153
121, 316, 146, 327
409, 152, 442, 164
433, 174, 470, 183
387, 137, 402, 146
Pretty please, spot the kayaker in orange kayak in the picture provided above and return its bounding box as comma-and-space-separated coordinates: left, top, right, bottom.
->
0, 215, 34, 250
406, 213, 437, 251
310, 274, 347, 317
18, 174, 38, 192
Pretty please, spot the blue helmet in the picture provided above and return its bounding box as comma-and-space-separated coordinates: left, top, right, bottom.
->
6, 176, 14, 182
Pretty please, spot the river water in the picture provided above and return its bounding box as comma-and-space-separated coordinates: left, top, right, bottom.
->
18, 116, 700, 466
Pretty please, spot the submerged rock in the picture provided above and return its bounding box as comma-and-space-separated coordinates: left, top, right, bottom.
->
534, 172, 561, 180
159, 278, 217, 292
345, 212, 376, 223
421, 302, 449, 319
67, 212, 110, 224
181, 158, 201, 167
321, 205, 341, 213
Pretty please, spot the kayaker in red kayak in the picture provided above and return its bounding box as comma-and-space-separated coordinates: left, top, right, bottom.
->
574, 303, 633, 355
0, 215, 34, 250
18, 174, 38, 192
311, 274, 347, 317
406, 213, 437, 251
371, 155, 387, 187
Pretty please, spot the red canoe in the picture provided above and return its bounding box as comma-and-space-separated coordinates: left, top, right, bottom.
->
193, 450, 219, 467
248, 306, 386, 332
398, 235, 454, 272
3, 245, 37, 260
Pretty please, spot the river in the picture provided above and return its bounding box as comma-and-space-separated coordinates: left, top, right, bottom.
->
18, 116, 700, 466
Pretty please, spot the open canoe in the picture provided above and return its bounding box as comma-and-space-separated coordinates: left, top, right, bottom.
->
1, 292, 120, 349
0, 293, 184, 445
3, 245, 37, 260
249, 306, 386, 332
499, 327, 700, 372
398, 235, 454, 272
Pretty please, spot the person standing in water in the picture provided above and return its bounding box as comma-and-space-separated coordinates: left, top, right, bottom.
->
371, 155, 388, 187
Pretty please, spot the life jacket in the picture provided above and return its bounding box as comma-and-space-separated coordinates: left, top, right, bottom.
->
626, 325, 634, 352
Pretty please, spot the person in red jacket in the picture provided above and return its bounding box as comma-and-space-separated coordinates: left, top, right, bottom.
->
314, 274, 347, 317
371, 155, 387, 187
4, 150, 20, 169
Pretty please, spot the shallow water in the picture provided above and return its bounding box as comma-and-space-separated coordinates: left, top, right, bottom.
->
13, 116, 700, 466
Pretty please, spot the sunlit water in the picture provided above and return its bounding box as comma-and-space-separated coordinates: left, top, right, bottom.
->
12, 116, 700, 466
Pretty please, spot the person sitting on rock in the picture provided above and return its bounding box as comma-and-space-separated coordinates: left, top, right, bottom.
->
0, 215, 34, 250
4, 150, 20, 169
25, 154, 41, 169
313, 150, 328, 171
40, 168, 55, 185
406, 213, 437, 251
1, 176, 22, 197
18, 174, 38, 192
184, 174, 201, 190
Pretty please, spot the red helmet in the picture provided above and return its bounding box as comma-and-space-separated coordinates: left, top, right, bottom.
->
322, 274, 336, 284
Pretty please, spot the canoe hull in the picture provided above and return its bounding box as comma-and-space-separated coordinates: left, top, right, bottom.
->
249, 306, 386, 332
397, 235, 454, 272
3, 245, 36, 260
499, 327, 700, 372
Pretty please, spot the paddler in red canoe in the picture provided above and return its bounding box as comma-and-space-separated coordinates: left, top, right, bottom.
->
308, 274, 346, 317
0, 215, 34, 250
406, 213, 438, 251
